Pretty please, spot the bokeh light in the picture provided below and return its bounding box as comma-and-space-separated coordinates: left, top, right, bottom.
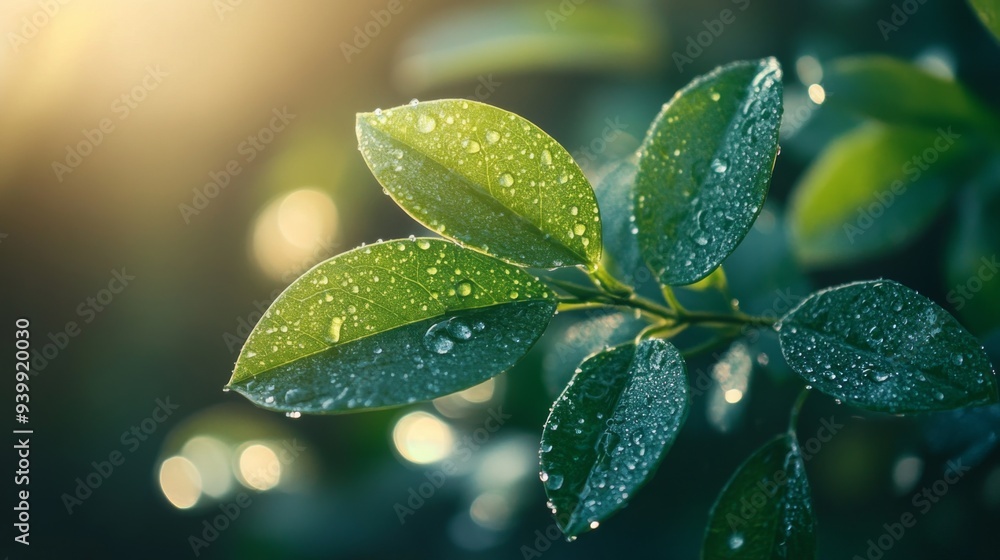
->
251, 188, 339, 281
392, 411, 455, 464
237, 443, 283, 491
159, 456, 203, 509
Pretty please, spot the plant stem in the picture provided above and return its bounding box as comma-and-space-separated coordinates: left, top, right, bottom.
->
589, 266, 634, 298
787, 387, 810, 436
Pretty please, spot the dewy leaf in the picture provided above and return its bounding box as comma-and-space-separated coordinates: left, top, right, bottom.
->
227, 238, 557, 414
539, 339, 688, 537
822, 55, 1000, 135
702, 435, 816, 560
970, 0, 1000, 42
592, 158, 646, 283
777, 280, 999, 414
356, 99, 602, 269
788, 123, 964, 267
635, 58, 783, 286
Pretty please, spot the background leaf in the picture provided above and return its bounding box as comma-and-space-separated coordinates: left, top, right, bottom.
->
778, 280, 999, 413
539, 338, 688, 537
228, 238, 556, 413
821, 55, 1000, 136
703, 435, 816, 560
592, 158, 645, 283
635, 58, 783, 285
357, 99, 602, 268
969, 0, 1000, 43
788, 123, 965, 267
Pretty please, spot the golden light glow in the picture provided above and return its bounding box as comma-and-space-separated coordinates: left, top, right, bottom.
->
470, 492, 512, 530
238, 443, 282, 491
180, 435, 233, 498
433, 378, 497, 417
795, 55, 823, 84
392, 411, 454, 464
251, 188, 339, 282
807, 84, 826, 105
159, 456, 202, 509
724, 389, 744, 404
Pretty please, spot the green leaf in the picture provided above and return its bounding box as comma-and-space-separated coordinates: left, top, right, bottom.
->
970, 0, 1000, 42
788, 123, 964, 267
393, 4, 662, 92
777, 280, 999, 414
592, 158, 645, 281
821, 56, 1000, 135
703, 435, 816, 560
635, 58, 783, 286
227, 238, 556, 414
356, 99, 602, 269
539, 339, 689, 537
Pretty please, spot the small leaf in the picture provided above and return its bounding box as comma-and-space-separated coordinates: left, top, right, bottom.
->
788, 124, 965, 267
228, 238, 556, 413
778, 280, 999, 413
635, 58, 783, 285
822, 55, 1000, 135
970, 0, 1000, 42
703, 435, 816, 560
540, 339, 688, 537
356, 99, 602, 268
592, 158, 645, 281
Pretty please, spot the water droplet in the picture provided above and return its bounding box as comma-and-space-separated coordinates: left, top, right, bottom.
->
573, 224, 586, 236
509, 291, 519, 299
286, 411, 302, 419
729, 533, 744, 550
952, 354, 964, 366
417, 239, 431, 250
934, 391, 945, 401
694, 235, 708, 246
589, 521, 600, 529
423, 322, 455, 354
285, 388, 311, 404
328, 316, 344, 343
416, 114, 436, 133
374, 108, 382, 116
485, 130, 500, 144
711, 159, 728, 173
456, 281, 473, 296
557, 174, 569, 184
498, 173, 514, 187
408, 98, 419, 106
540, 149, 553, 165
463, 138, 480, 153
446, 319, 473, 341
570, 206, 579, 216
545, 474, 564, 490
710, 91, 721, 102
426, 267, 438, 275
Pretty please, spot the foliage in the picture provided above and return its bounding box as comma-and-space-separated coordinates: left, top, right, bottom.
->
226, 57, 998, 557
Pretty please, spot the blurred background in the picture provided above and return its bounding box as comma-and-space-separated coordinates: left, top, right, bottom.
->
2, 0, 999, 558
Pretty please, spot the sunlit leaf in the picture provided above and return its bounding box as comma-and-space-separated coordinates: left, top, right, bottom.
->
822, 55, 1000, 135
703, 435, 816, 560
357, 100, 602, 268
778, 280, 999, 413
228, 239, 556, 413
788, 123, 966, 267
635, 58, 783, 285
969, 0, 1000, 42
540, 339, 688, 536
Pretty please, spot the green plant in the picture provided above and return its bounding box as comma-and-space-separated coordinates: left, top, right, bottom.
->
224, 58, 998, 557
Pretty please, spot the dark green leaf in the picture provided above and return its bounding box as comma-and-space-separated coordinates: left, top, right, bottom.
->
788, 124, 965, 267
970, 0, 1000, 42
778, 280, 999, 413
227, 238, 556, 414
356, 100, 602, 268
592, 158, 645, 282
635, 58, 783, 285
540, 339, 688, 537
822, 56, 1000, 135
703, 435, 816, 560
